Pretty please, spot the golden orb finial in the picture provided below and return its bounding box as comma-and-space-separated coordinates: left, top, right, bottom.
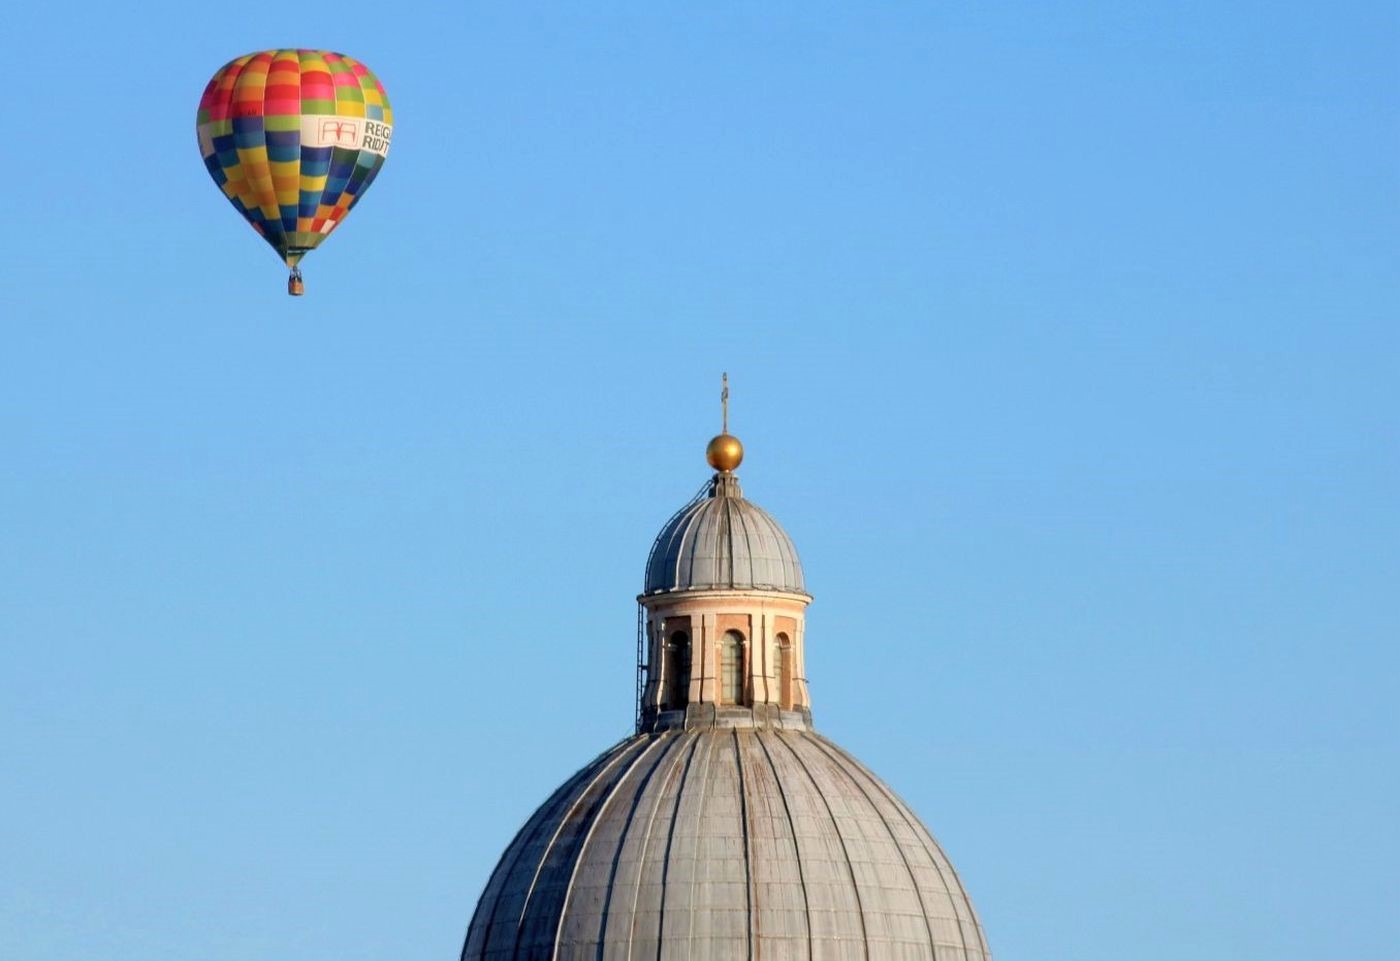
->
707, 433, 744, 472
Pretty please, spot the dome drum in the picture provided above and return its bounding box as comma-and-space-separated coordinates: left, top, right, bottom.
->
637, 588, 813, 734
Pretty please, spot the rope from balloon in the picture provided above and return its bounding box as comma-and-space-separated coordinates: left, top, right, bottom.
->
287, 265, 305, 297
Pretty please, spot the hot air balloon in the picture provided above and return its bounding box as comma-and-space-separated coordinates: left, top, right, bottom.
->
196, 50, 394, 295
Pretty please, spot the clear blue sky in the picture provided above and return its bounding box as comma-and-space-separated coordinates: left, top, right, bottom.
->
2, 3, 1396, 959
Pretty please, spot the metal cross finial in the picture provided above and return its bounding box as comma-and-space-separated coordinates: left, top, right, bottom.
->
721, 372, 729, 434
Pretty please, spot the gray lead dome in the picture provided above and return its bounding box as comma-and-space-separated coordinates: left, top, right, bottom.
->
643, 473, 806, 596
461, 729, 991, 961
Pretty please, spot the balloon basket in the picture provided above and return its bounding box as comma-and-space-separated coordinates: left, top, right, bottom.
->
287, 268, 304, 297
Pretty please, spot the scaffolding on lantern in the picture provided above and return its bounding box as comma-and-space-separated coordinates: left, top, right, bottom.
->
634, 602, 646, 733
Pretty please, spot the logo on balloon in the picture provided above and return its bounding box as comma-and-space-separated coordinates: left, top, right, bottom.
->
296, 115, 393, 156
319, 119, 360, 146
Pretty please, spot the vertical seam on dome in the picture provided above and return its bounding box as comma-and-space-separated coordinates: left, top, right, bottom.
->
777, 735, 871, 961
721, 497, 736, 588
658, 505, 693, 592
761, 514, 779, 589
812, 734, 988, 961
806, 736, 940, 961
763, 516, 779, 591
914, 820, 988, 961
736, 503, 760, 589
732, 730, 755, 961
679, 505, 701, 592
621, 732, 698, 961
671, 506, 693, 593
644, 481, 707, 593
657, 510, 681, 594
548, 735, 669, 961
512, 738, 650, 961
588, 733, 688, 960
682, 732, 721, 960
650, 733, 704, 961
726, 500, 746, 588
466, 739, 632, 961
754, 731, 813, 961
681, 479, 712, 589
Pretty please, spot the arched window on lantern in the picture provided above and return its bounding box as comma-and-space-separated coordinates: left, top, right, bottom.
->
721, 630, 746, 706
663, 631, 690, 710
775, 632, 793, 710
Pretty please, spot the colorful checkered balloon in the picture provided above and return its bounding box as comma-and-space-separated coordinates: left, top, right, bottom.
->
196, 50, 394, 295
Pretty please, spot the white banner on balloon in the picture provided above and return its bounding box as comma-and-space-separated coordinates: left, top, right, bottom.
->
299, 116, 393, 156
195, 117, 393, 158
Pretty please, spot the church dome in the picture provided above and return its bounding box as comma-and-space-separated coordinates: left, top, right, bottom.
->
460, 394, 992, 961
461, 729, 991, 961
643, 471, 806, 596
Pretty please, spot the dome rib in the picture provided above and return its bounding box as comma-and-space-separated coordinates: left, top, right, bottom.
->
642, 481, 709, 596
612, 732, 699, 953
648, 733, 703, 959
813, 735, 993, 960
751, 732, 814, 958
477, 738, 643, 961
521, 742, 655, 959
731, 498, 753, 590
552, 736, 671, 961
464, 743, 628, 961
777, 734, 872, 961
731, 730, 756, 961
680, 732, 720, 953
719, 499, 736, 587
806, 735, 939, 960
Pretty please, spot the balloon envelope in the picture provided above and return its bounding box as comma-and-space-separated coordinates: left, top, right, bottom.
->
196, 50, 393, 272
